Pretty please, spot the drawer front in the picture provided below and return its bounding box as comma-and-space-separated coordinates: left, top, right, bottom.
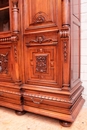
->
23, 90, 72, 110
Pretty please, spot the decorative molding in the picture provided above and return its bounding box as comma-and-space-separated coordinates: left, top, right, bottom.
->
26, 36, 53, 46
23, 93, 74, 104
14, 44, 17, 62
0, 90, 21, 95
0, 53, 8, 74
0, 35, 19, 43
63, 42, 67, 62
60, 28, 69, 38
60, 28, 70, 62
36, 56, 47, 73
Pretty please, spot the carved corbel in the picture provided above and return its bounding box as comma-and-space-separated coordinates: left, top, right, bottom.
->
12, 0, 19, 33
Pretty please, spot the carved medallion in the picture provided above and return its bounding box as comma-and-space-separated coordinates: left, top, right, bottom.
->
36, 56, 47, 73
0, 53, 8, 74
32, 12, 48, 25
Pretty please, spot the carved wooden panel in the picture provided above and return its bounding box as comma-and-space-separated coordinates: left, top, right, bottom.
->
24, 45, 61, 87
0, 53, 8, 74
0, 44, 14, 82
23, 0, 58, 30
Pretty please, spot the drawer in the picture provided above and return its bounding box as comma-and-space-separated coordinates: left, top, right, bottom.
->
0, 90, 21, 100
23, 90, 72, 109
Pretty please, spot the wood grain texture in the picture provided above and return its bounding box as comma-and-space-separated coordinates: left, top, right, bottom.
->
0, 0, 84, 127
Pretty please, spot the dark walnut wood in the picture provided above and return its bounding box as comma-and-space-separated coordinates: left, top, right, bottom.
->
15, 110, 26, 116
59, 120, 72, 127
0, 0, 85, 127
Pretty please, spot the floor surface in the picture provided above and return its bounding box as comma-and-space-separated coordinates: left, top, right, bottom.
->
0, 106, 87, 130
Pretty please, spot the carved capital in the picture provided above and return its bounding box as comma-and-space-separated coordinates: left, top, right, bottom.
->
0, 35, 19, 43
11, 35, 19, 42
60, 28, 70, 38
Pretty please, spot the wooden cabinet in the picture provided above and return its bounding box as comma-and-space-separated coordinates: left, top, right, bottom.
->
0, 0, 85, 127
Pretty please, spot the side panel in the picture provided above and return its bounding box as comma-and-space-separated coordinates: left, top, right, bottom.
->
71, 0, 81, 87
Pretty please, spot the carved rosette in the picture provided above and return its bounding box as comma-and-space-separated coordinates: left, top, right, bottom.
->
31, 12, 48, 25
0, 53, 8, 74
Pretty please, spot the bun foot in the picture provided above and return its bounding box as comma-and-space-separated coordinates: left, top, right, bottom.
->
15, 110, 26, 115
59, 120, 72, 127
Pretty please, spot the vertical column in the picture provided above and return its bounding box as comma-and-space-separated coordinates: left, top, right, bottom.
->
12, 0, 21, 85
60, 0, 70, 90
62, 0, 70, 26
12, 0, 19, 33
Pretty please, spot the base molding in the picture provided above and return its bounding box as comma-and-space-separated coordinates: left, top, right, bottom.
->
23, 97, 85, 126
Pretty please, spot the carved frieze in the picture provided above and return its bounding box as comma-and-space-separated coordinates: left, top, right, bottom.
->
0, 53, 8, 74
26, 36, 53, 46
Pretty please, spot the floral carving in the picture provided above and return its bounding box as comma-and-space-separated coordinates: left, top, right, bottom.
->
36, 56, 47, 73
0, 53, 8, 74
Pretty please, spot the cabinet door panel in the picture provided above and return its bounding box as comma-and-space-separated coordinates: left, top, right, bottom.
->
24, 42, 62, 88
23, 0, 58, 30
0, 44, 14, 82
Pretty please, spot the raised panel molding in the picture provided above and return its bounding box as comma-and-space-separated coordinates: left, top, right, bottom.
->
24, 0, 58, 30
25, 45, 59, 87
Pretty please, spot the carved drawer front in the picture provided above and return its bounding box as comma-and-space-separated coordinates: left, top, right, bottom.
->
23, 90, 73, 115
23, 0, 59, 30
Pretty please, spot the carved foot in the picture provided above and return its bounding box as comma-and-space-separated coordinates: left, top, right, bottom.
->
15, 110, 26, 115
59, 120, 72, 127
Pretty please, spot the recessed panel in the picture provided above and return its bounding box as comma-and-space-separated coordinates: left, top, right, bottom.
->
72, 0, 80, 20
71, 22, 80, 84
24, 0, 57, 30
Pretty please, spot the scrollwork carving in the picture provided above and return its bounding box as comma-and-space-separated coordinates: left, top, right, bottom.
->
31, 12, 48, 25
26, 36, 53, 46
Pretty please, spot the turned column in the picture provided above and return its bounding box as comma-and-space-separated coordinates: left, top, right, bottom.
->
12, 0, 19, 33
62, 0, 70, 26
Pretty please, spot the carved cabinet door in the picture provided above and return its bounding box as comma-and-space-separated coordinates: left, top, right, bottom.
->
0, 0, 20, 84
23, 0, 62, 88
